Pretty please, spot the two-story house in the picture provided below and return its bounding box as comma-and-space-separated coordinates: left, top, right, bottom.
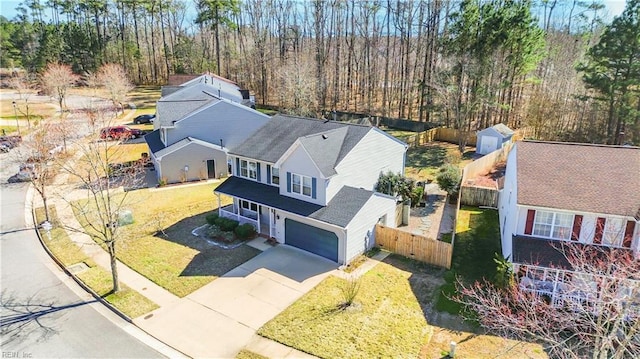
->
499, 140, 640, 305
144, 79, 269, 184
214, 114, 407, 264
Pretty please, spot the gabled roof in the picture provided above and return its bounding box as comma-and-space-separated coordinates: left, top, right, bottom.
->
179, 74, 244, 103
156, 100, 215, 128
297, 127, 349, 177
478, 123, 514, 138
516, 141, 640, 218
229, 114, 372, 170
153, 136, 225, 159
214, 176, 374, 228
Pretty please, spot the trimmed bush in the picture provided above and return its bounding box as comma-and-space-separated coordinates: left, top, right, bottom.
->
214, 217, 239, 232
234, 223, 257, 239
206, 212, 219, 225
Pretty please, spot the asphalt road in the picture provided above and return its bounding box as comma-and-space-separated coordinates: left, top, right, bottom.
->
0, 183, 164, 358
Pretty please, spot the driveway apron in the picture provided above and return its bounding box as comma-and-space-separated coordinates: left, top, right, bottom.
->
135, 245, 336, 358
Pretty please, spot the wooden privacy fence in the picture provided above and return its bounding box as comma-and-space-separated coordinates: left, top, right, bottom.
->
375, 224, 452, 269
460, 185, 499, 207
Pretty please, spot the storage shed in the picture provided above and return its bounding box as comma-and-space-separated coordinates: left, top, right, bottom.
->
476, 124, 514, 155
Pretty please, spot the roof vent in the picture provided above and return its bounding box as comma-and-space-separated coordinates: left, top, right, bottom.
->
322, 134, 328, 139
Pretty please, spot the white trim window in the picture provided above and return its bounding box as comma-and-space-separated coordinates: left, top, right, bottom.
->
533, 211, 573, 240
248, 162, 257, 180
272, 167, 280, 185
240, 160, 257, 180
291, 173, 312, 197
603, 217, 625, 246
240, 200, 258, 212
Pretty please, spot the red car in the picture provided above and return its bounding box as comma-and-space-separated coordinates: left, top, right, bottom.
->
99, 126, 143, 140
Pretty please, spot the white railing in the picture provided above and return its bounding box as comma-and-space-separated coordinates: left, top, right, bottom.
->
219, 205, 258, 229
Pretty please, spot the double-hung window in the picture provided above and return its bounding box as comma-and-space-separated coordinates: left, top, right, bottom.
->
602, 218, 624, 246
291, 173, 312, 197
271, 167, 280, 185
533, 211, 573, 240
248, 162, 257, 180
240, 159, 257, 180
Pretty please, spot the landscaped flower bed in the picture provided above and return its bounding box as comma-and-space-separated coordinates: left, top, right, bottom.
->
192, 213, 257, 249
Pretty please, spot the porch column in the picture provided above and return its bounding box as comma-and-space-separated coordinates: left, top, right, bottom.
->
216, 193, 221, 215
257, 206, 261, 232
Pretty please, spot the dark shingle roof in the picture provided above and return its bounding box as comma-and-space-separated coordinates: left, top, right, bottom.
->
512, 235, 633, 270
144, 130, 165, 154
229, 115, 372, 173
512, 235, 571, 268
214, 176, 373, 228
516, 141, 640, 218
156, 100, 214, 127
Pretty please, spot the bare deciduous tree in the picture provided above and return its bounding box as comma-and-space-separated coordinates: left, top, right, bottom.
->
40, 63, 80, 111
7, 73, 36, 129
60, 114, 144, 293
455, 244, 640, 358
96, 63, 134, 115
13, 123, 66, 223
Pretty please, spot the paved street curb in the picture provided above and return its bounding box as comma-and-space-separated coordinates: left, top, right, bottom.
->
26, 184, 132, 323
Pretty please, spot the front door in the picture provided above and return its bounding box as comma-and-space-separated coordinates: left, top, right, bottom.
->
206, 159, 216, 179
259, 206, 270, 234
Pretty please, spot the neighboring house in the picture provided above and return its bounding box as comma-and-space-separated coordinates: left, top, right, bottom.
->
144, 81, 269, 184
499, 140, 640, 306
161, 73, 255, 109
476, 124, 514, 155
214, 114, 407, 264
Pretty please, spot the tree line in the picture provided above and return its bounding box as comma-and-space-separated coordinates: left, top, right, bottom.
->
1, 0, 638, 145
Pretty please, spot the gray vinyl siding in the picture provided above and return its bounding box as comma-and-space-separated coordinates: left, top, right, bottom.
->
279, 145, 325, 205
165, 101, 269, 148
327, 130, 406, 202
344, 194, 396, 263
157, 143, 227, 184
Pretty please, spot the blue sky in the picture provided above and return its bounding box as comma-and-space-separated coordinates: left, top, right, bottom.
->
0, 0, 629, 24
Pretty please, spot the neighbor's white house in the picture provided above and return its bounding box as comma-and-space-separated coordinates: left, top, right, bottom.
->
144, 76, 269, 184
499, 140, 640, 306
214, 114, 408, 264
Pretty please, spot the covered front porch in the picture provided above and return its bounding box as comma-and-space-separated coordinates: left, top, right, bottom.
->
217, 198, 276, 238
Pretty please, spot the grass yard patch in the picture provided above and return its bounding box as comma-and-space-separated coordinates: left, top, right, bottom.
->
0, 125, 18, 135
128, 86, 161, 108
34, 206, 157, 318
73, 182, 260, 297
0, 99, 55, 119
108, 142, 149, 163
380, 255, 545, 358
435, 206, 501, 315
404, 142, 474, 181
258, 262, 431, 359
383, 128, 417, 141
450, 206, 501, 281
76, 266, 159, 318
235, 350, 268, 359
426, 327, 546, 359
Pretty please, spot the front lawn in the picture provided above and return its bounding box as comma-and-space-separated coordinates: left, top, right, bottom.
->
258, 262, 431, 359
35, 206, 158, 318
74, 181, 261, 297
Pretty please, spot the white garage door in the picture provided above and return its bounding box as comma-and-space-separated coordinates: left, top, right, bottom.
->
480, 136, 498, 154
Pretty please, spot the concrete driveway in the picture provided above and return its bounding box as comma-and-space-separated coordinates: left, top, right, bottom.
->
135, 245, 337, 358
